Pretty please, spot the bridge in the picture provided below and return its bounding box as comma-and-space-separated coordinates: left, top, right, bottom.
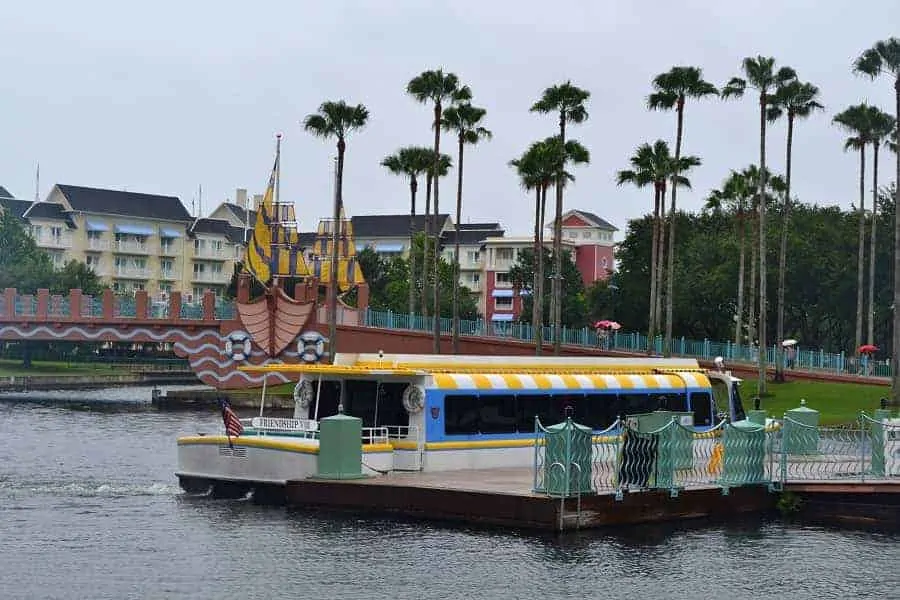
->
0, 287, 890, 389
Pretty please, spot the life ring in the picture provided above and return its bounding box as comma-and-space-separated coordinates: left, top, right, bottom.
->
293, 378, 315, 408
297, 331, 327, 364
225, 330, 250, 362
402, 384, 426, 414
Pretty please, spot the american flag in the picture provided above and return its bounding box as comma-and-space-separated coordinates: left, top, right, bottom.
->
219, 399, 244, 441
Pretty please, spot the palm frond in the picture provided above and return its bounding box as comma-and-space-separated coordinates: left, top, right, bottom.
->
721, 77, 746, 99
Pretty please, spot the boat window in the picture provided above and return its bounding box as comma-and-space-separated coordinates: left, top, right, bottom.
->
310, 381, 342, 420
653, 393, 688, 413
444, 394, 480, 435
690, 392, 713, 426
516, 394, 563, 432
731, 383, 746, 422
579, 393, 619, 430
619, 393, 656, 416
479, 394, 517, 434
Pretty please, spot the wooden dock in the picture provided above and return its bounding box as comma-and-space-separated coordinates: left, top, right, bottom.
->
284, 467, 777, 532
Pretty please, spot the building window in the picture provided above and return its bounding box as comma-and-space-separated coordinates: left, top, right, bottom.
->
472, 273, 480, 284
160, 239, 174, 254
582, 230, 592, 239
88, 230, 102, 241
494, 296, 513, 310
31, 225, 42, 238
568, 230, 577, 238
85, 255, 101, 269
50, 226, 62, 240
601, 257, 609, 268
193, 263, 206, 275
496, 248, 514, 261
467, 250, 480, 263
194, 239, 206, 251
495, 272, 511, 287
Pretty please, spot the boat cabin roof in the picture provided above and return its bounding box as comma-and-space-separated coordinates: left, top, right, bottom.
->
240, 353, 711, 390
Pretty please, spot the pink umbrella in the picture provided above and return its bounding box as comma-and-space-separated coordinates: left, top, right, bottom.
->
594, 320, 621, 330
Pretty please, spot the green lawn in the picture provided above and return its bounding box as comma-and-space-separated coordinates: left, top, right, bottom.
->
0, 359, 121, 377
250, 377, 892, 427
740, 379, 890, 426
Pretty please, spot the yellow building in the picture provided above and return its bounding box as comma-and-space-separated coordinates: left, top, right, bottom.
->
5, 184, 246, 301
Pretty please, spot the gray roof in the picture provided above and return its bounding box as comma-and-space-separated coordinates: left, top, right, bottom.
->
351, 213, 451, 238
221, 202, 258, 226
458, 222, 501, 231
0, 197, 33, 222
0, 185, 13, 198
56, 184, 192, 221
191, 217, 252, 244
572, 210, 618, 231
23, 202, 76, 228
441, 228, 504, 245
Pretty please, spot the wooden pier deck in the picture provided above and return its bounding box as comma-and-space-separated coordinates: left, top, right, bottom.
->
284, 467, 776, 532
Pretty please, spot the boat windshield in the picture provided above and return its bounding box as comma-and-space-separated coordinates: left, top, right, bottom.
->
731, 382, 746, 422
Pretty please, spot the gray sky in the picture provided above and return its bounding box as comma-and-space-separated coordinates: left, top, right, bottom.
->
1, 1, 898, 238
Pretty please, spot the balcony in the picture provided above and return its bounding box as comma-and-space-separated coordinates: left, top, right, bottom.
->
193, 246, 231, 260
33, 234, 73, 249
114, 240, 154, 254
159, 241, 183, 256
191, 271, 230, 284
158, 269, 181, 281
113, 267, 151, 279
87, 238, 111, 251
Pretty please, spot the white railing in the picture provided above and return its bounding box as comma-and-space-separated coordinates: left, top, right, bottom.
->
159, 242, 182, 256
158, 269, 180, 280
88, 239, 110, 251
191, 271, 229, 284
194, 247, 230, 260
34, 234, 73, 249
383, 425, 421, 442
114, 240, 154, 254
362, 426, 390, 445
114, 267, 151, 279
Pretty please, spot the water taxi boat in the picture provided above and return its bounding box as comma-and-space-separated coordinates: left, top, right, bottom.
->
175, 353, 749, 496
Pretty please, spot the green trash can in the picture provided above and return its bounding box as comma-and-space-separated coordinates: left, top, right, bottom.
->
543, 419, 593, 496
313, 413, 368, 480
720, 420, 766, 485
783, 400, 819, 455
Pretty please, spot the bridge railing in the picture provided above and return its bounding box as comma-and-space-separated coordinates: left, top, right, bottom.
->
361, 308, 893, 379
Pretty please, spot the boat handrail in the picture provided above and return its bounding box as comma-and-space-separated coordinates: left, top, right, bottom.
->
362, 426, 389, 445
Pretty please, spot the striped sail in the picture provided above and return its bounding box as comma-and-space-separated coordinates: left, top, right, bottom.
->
311, 205, 365, 292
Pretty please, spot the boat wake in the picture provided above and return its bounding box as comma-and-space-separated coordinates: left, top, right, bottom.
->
0, 477, 182, 499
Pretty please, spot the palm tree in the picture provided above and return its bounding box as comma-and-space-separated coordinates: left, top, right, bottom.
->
867, 110, 896, 346
617, 140, 697, 350
766, 79, 823, 380
509, 148, 545, 353
855, 39, 900, 395
833, 104, 877, 359
407, 69, 471, 354
442, 102, 492, 354
531, 82, 590, 355
722, 57, 796, 394
705, 170, 751, 346
647, 67, 718, 356
422, 153, 453, 319
380, 146, 435, 321
302, 100, 369, 360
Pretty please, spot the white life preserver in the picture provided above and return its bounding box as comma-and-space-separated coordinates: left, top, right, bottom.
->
225, 330, 250, 362
293, 378, 315, 408
402, 384, 426, 414
297, 331, 327, 364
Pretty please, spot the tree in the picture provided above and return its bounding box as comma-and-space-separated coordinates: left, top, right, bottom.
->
302, 100, 370, 360
866, 110, 895, 346
380, 146, 434, 321
853, 37, 900, 399
722, 56, 797, 394
0, 209, 55, 293
421, 153, 453, 319
441, 102, 492, 354
530, 81, 591, 355
508, 247, 587, 329
833, 103, 878, 358
647, 66, 718, 356
407, 69, 471, 353
767, 79, 823, 380
617, 140, 698, 352
54, 260, 103, 296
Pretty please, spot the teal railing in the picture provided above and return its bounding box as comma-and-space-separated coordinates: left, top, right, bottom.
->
361, 308, 892, 379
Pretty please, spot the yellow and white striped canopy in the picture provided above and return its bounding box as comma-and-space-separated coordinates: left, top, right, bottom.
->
432, 372, 710, 391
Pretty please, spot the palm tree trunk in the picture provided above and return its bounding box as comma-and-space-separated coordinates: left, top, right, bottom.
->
648, 186, 660, 350
855, 146, 866, 359
735, 206, 746, 347
869, 143, 880, 345
538, 184, 548, 349
776, 114, 795, 381
664, 100, 685, 356
892, 77, 900, 400
328, 138, 345, 362
432, 103, 443, 354
452, 134, 464, 354
533, 186, 542, 355
757, 94, 769, 395
408, 177, 418, 322
552, 114, 566, 355
423, 172, 433, 319
749, 207, 757, 354
655, 190, 667, 351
